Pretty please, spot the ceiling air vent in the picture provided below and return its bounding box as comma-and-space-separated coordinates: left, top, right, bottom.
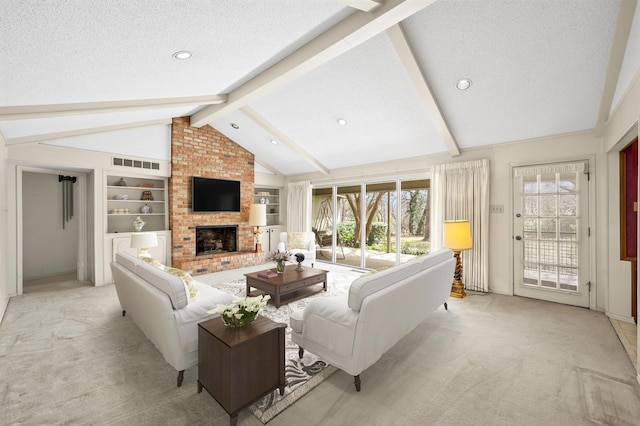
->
112, 157, 160, 170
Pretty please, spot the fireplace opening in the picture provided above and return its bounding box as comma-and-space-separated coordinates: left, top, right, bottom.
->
196, 225, 238, 256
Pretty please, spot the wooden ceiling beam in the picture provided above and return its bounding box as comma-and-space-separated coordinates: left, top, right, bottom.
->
190, 0, 435, 127
386, 23, 460, 157
4, 119, 171, 146
0, 95, 227, 121
241, 106, 330, 175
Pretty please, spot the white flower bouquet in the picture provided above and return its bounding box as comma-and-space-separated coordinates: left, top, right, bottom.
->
214, 294, 271, 327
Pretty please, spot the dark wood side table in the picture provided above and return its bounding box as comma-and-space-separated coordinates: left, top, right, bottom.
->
198, 316, 287, 426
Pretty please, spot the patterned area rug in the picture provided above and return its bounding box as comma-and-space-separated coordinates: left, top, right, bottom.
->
198, 265, 365, 424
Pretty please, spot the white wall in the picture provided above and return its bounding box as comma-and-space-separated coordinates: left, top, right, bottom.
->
22, 172, 78, 280
0, 134, 8, 321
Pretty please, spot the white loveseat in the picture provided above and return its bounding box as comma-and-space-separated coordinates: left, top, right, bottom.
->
110, 252, 233, 386
290, 248, 456, 391
277, 231, 316, 267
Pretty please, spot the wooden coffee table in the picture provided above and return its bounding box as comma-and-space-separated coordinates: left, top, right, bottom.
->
245, 265, 328, 308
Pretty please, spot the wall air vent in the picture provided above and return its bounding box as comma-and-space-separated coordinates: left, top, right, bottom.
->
112, 157, 160, 170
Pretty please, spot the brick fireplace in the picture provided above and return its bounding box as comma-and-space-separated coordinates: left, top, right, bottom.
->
169, 117, 265, 274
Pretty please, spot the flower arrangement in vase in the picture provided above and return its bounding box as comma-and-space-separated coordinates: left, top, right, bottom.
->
213, 295, 271, 328
267, 249, 293, 273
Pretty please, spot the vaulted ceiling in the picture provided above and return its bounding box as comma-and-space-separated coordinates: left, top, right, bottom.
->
1, 0, 638, 177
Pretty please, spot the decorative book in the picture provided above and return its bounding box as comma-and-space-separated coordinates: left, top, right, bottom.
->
257, 270, 278, 279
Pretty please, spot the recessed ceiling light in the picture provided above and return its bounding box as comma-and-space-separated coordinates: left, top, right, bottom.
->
270, 139, 278, 145
456, 78, 472, 90
230, 123, 239, 129
337, 118, 348, 126
172, 50, 192, 60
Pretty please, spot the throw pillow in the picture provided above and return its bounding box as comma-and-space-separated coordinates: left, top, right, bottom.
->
287, 232, 307, 250
140, 256, 163, 268
164, 267, 200, 301
140, 257, 199, 302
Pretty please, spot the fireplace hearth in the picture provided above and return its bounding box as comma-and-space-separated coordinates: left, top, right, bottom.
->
196, 225, 238, 256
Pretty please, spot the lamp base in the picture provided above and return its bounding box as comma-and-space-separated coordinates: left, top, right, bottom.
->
254, 227, 263, 253
450, 279, 466, 298
450, 250, 466, 298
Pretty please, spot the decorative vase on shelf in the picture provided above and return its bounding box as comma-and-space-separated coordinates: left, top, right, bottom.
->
116, 177, 127, 186
140, 203, 152, 214
132, 216, 145, 232
276, 260, 286, 274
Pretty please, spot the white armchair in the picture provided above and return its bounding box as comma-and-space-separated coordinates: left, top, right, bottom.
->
277, 232, 316, 267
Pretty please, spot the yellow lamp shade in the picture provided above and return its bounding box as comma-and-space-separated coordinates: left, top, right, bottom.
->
443, 220, 472, 250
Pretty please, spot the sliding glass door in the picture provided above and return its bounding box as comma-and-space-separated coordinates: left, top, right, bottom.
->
311, 178, 430, 270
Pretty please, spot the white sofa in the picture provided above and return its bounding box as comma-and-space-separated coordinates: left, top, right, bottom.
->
277, 231, 316, 267
290, 248, 456, 391
111, 252, 233, 386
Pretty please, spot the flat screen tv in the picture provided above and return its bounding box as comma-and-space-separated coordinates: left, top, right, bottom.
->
192, 176, 241, 212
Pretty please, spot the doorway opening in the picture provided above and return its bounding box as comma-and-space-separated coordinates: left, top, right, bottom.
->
20, 168, 88, 294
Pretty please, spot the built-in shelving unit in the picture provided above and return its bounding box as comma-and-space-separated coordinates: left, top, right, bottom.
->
104, 173, 171, 283
106, 175, 168, 233
255, 187, 280, 226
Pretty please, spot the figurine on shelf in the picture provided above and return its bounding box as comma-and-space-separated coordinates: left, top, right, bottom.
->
140, 203, 152, 214
132, 216, 145, 231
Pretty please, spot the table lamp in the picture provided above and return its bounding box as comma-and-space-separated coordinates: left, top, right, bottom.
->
130, 232, 158, 258
443, 220, 472, 298
249, 203, 267, 252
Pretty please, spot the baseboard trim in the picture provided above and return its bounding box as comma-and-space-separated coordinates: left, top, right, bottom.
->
489, 288, 512, 296
606, 312, 635, 323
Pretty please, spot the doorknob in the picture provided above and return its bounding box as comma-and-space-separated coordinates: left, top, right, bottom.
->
515, 236, 522, 240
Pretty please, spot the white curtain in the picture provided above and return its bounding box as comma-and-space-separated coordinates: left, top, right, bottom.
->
286, 180, 312, 232
431, 159, 490, 292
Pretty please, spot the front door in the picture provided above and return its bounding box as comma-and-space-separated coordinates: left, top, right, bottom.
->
513, 161, 590, 308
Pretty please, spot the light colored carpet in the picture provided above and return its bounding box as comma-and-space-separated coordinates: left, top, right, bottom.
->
2, 263, 640, 425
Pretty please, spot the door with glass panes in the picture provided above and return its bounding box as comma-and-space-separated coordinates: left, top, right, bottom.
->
512, 162, 590, 307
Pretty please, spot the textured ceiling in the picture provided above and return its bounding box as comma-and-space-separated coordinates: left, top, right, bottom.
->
1, 0, 638, 177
